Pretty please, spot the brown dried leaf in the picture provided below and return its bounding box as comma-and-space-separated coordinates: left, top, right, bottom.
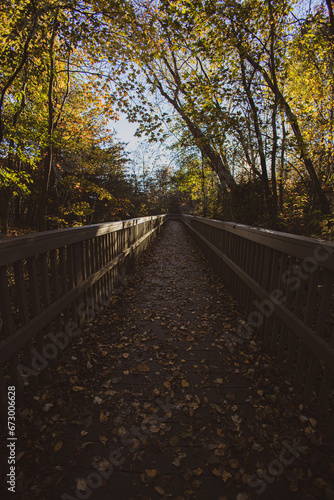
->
169, 435, 180, 447
99, 434, 108, 445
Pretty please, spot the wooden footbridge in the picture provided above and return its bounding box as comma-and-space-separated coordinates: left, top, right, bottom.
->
0, 215, 334, 499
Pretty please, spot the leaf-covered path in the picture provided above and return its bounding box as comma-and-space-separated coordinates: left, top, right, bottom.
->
9, 222, 334, 500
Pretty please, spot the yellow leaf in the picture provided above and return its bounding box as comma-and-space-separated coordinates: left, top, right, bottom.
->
137, 364, 149, 372
99, 434, 108, 445
76, 478, 87, 491
289, 480, 299, 492
163, 381, 171, 389
145, 469, 157, 478
99, 459, 111, 471
80, 442, 92, 450
100, 410, 108, 423
72, 386, 85, 391
54, 441, 63, 452
212, 468, 232, 482
221, 470, 232, 482
242, 473, 250, 484
181, 379, 189, 387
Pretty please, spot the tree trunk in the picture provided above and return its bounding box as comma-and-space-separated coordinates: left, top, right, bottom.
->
152, 73, 237, 191
245, 53, 331, 214
239, 57, 276, 223
38, 11, 58, 231
0, 187, 11, 235
270, 99, 278, 228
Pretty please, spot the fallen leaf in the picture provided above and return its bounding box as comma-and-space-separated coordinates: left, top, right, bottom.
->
100, 410, 108, 423
252, 442, 264, 452
289, 480, 299, 492
172, 453, 186, 467
182, 379, 189, 387
212, 468, 232, 482
76, 478, 87, 491
99, 459, 111, 471
192, 478, 201, 488
231, 414, 242, 425
54, 441, 63, 452
145, 469, 158, 478
170, 435, 180, 447
16, 451, 25, 462
229, 458, 239, 469
99, 434, 108, 445
80, 442, 92, 450
137, 364, 150, 372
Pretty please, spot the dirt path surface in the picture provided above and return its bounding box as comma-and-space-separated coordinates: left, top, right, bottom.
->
5, 221, 334, 500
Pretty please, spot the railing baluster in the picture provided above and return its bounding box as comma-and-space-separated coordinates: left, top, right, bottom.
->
13, 260, 37, 387
303, 272, 333, 405
59, 247, 70, 325
0, 266, 23, 408
27, 257, 44, 353
293, 269, 319, 391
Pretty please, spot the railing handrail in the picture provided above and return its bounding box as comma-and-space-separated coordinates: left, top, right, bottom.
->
0, 215, 166, 267
183, 215, 334, 270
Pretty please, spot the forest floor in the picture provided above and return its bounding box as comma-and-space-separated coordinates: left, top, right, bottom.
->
3, 221, 334, 500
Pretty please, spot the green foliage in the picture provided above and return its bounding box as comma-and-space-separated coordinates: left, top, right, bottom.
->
1, 0, 334, 237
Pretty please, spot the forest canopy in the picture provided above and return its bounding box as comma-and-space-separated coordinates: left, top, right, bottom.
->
1, 0, 334, 238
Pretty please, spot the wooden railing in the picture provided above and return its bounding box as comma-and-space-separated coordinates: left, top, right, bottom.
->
182, 214, 334, 435
0, 215, 167, 421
